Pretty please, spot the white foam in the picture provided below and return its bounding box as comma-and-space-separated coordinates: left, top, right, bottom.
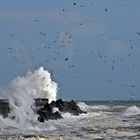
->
0, 66, 58, 128
77, 102, 109, 112
77, 102, 89, 111
52, 107, 59, 113
9, 66, 58, 103
91, 105, 109, 110
123, 106, 140, 117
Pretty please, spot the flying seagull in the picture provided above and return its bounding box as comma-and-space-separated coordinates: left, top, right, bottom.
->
64, 57, 69, 61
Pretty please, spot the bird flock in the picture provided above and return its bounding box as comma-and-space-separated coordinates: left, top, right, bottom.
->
6, 1, 138, 100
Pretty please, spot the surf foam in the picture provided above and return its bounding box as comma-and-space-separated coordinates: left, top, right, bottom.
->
0, 66, 58, 126
123, 106, 140, 117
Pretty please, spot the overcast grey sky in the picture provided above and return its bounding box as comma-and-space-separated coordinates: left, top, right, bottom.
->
0, 0, 140, 100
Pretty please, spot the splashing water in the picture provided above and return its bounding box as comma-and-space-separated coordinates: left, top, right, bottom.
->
0, 66, 58, 126
123, 106, 140, 117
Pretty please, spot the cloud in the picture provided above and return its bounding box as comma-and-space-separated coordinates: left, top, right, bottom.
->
108, 40, 129, 55
0, 10, 104, 34
0, 11, 85, 23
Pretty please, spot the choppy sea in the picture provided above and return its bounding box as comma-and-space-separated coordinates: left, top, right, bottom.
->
0, 100, 140, 140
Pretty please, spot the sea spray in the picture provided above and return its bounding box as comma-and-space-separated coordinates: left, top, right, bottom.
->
123, 106, 140, 117
0, 66, 58, 127
8, 66, 58, 103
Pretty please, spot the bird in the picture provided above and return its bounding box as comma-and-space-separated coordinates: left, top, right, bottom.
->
68, 65, 75, 68
9, 33, 16, 37
62, 9, 65, 12
130, 46, 134, 50
131, 85, 135, 88
50, 71, 54, 76
98, 54, 102, 58
130, 92, 135, 101
30, 57, 34, 60
20, 38, 25, 42
112, 65, 115, 70
73, 2, 76, 5
137, 32, 140, 36
80, 23, 84, 26
64, 57, 69, 61
113, 60, 115, 64
34, 19, 39, 22
105, 8, 107, 12
8, 47, 12, 50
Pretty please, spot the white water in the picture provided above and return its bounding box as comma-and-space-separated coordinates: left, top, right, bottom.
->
123, 106, 140, 117
77, 102, 89, 111
0, 66, 58, 128
0, 67, 140, 139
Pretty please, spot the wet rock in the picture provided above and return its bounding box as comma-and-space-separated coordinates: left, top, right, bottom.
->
36, 98, 86, 122
54, 111, 62, 119
0, 99, 10, 118
34, 98, 48, 106
38, 115, 44, 122
51, 99, 87, 115
37, 103, 62, 122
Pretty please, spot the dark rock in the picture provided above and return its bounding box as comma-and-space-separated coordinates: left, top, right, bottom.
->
0, 98, 86, 122
38, 116, 44, 122
35, 98, 87, 122
55, 99, 65, 112
51, 99, 87, 115
64, 100, 87, 115
37, 110, 48, 121
37, 102, 63, 121
56, 99, 65, 106
34, 98, 48, 106
0, 99, 10, 118
54, 111, 63, 119
50, 100, 56, 107
43, 103, 52, 112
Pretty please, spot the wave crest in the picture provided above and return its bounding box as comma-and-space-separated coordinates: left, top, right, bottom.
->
0, 66, 58, 126
123, 106, 140, 117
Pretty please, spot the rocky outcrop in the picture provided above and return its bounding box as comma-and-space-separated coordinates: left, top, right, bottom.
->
0, 98, 87, 123
50, 99, 87, 115
36, 99, 87, 122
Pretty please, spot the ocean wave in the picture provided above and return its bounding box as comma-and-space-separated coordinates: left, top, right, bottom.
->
77, 102, 89, 111
77, 102, 110, 112
0, 66, 58, 129
122, 106, 140, 117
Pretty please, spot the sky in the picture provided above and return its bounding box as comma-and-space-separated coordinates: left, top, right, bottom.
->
0, 0, 140, 100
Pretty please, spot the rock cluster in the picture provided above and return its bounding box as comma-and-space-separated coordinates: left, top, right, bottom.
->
36, 99, 87, 122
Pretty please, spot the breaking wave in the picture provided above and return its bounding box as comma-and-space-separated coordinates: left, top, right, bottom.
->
123, 106, 140, 117
77, 102, 89, 111
0, 66, 58, 127
77, 102, 109, 112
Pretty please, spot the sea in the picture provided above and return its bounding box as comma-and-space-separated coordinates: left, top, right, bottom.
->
0, 100, 140, 140
0, 67, 140, 139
